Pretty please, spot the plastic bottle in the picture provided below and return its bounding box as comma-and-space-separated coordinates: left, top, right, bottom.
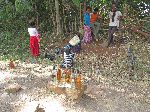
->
75, 69, 81, 90
65, 68, 71, 83
56, 65, 62, 82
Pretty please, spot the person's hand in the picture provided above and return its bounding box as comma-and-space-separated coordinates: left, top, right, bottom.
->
37, 33, 40, 37
37, 33, 40, 42
118, 16, 123, 20
37, 37, 40, 43
117, 16, 120, 20
97, 14, 101, 19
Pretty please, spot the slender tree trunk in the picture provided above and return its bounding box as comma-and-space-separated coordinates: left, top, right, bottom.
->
113, 0, 120, 6
72, 22, 74, 32
75, 16, 77, 31
80, 3, 82, 28
55, 0, 62, 35
83, 0, 86, 13
51, 8, 56, 33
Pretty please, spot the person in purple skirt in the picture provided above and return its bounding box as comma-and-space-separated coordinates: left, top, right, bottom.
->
82, 6, 93, 43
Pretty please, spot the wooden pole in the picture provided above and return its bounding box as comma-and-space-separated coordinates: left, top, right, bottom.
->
83, 0, 86, 13
75, 16, 77, 31
80, 3, 82, 28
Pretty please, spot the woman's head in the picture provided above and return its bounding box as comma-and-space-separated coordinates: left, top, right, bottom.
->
86, 6, 91, 13
29, 21, 36, 27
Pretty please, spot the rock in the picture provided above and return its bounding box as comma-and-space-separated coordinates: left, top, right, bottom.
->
5, 83, 22, 93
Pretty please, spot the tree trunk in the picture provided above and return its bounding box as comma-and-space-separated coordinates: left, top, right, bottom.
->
80, 3, 82, 28
83, 0, 86, 13
55, 0, 62, 35
75, 16, 77, 31
113, 0, 120, 6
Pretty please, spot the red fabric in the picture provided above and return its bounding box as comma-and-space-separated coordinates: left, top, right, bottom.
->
90, 13, 98, 23
30, 36, 39, 57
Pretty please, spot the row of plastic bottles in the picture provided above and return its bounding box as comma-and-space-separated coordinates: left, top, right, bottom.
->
51, 65, 82, 90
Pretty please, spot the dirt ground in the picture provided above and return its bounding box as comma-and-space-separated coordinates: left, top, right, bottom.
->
0, 40, 150, 112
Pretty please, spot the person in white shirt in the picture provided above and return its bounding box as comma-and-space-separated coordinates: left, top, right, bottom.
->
107, 3, 122, 47
28, 21, 40, 57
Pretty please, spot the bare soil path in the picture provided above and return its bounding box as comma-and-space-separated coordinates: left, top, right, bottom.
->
0, 40, 150, 112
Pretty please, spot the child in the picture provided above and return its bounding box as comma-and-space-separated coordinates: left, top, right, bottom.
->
28, 21, 40, 57
82, 6, 93, 43
90, 7, 101, 40
61, 44, 75, 68
107, 3, 122, 47
72, 33, 81, 53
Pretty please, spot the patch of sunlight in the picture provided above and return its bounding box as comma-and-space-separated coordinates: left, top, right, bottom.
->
0, 71, 27, 83
20, 95, 66, 112
0, 71, 15, 82
21, 101, 39, 112
42, 99, 66, 112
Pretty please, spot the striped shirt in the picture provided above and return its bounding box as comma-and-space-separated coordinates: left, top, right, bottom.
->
62, 52, 74, 68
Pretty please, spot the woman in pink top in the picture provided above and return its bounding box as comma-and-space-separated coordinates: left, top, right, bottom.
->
28, 21, 40, 57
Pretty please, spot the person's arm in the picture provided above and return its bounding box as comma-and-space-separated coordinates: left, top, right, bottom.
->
117, 11, 123, 20
84, 13, 88, 25
97, 13, 101, 19
35, 28, 40, 42
109, 12, 111, 19
106, 12, 111, 23
27, 28, 29, 34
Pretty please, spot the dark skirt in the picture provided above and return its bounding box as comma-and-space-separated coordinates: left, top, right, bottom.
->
72, 42, 81, 53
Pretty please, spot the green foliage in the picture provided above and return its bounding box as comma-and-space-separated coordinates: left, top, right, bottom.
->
0, 0, 149, 62
0, 2, 14, 23
72, 0, 80, 7
15, 0, 32, 13
143, 17, 150, 32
